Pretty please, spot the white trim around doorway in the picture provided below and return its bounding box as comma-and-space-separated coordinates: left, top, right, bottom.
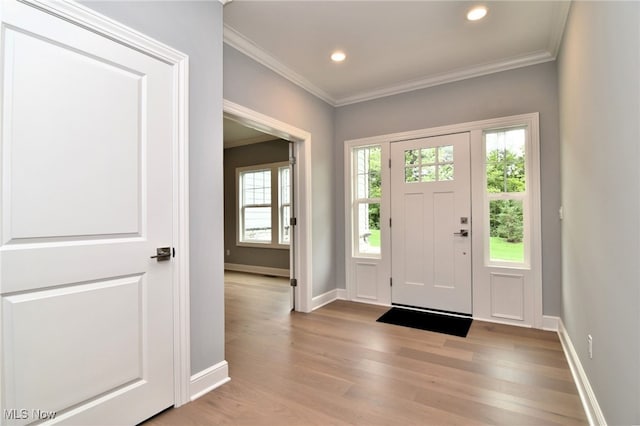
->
343, 113, 543, 329
223, 100, 314, 313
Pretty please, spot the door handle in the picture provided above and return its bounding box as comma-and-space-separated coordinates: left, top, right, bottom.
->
453, 229, 469, 237
151, 247, 171, 261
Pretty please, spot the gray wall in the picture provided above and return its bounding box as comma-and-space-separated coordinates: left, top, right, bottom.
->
335, 61, 562, 316
85, 1, 225, 374
558, 2, 640, 423
224, 45, 336, 297
224, 140, 290, 269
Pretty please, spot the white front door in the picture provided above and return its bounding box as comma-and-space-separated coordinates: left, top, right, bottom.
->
391, 133, 472, 314
1, 1, 175, 424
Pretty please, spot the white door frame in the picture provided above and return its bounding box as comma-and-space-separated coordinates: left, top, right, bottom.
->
8, 0, 193, 408
223, 100, 313, 313
344, 113, 542, 328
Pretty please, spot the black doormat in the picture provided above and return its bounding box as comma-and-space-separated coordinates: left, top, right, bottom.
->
376, 307, 472, 337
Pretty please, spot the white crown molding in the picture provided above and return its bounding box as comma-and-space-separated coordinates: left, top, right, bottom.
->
547, 0, 571, 57
223, 24, 335, 106
335, 50, 555, 106
225, 18, 563, 108
219, 0, 233, 5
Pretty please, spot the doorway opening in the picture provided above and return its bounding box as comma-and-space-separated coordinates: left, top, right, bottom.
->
223, 118, 292, 307
223, 100, 312, 312
344, 113, 542, 328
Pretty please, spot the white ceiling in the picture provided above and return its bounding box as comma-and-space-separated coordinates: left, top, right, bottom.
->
223, 1, 570, 107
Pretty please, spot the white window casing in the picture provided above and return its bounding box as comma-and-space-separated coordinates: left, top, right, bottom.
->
236, 161, 290, 249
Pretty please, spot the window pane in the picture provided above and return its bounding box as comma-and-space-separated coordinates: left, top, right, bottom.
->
354, 146, 381, 199
357, 202, 380, 255
421, 165, 436, 182
279, 167, 290, 204
404, 149, 419, 166
278, 166, 291, 245
489, 199, 524, 263
438, 145, 453, 162
243, 207, 271, 242
486, 128, 525, 193
280, 205, 290, 244
242, 169, 271, 204
421, 148, 436, 164
439, 163, 454, 181
405, 166, 419, 182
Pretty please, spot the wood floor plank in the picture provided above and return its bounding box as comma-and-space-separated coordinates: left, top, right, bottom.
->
144, 272, 587, 425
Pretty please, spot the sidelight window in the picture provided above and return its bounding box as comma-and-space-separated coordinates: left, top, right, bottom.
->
352, 145, 381, 256
484, 127, 527, 265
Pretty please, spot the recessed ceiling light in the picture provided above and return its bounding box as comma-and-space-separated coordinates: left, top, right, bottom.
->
467, 6, 487, 21
331, 51, 346, 62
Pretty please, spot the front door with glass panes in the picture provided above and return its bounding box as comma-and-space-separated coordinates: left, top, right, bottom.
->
390, 133, 472, 313
346, 115, 539, 326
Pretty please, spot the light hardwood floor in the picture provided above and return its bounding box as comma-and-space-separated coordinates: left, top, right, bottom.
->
146, 271, 587, 425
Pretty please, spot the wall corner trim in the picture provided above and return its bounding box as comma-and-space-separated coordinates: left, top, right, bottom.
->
336, 289, 348, 300
190, 361, 230, 402
311, 289, 339, 310
542, 315, 559, 331
557, 319, 607, 426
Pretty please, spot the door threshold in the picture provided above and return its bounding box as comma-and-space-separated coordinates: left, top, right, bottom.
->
392, 303, 472, 319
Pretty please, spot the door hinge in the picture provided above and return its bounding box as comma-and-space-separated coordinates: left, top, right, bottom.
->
290, 217, 297, 226
389, 217, 392, 227
389, 158, 391, 168
290, 278, 298, 287
172, 247, 176, 258
290, 156, 296, 166
390, 277, 393, 287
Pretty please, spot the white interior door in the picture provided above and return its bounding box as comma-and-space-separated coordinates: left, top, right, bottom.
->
390, 133, 472, 314
1, 1, 175, 424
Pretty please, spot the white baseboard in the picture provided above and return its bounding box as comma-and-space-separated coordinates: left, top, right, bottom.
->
337, 288, 348, 300
311, 289, 338, 310
472, 315, 533, 329
471, 314, 559, 332
190, 361, 230, 401
224, 263, 290, 278
542, 315, 560, 331
557, 319, 606, 426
